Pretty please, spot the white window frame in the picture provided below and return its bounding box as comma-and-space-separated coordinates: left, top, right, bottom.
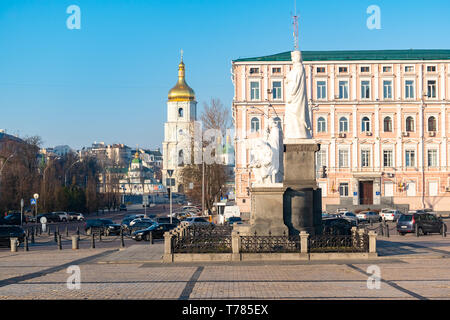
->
382, 148, 394, 168
405, 114, 416, 133
405, 149, 416, 168
426, 64, 437, 73
338, 116, 349, 133
426, 78, 438, 99
338, 147, 350, 168
250, 81, 260, 101
427, 148, 439, 168
361, 115, 371, 133
383, 115, 394, 132
361, 148, 371, 168
405, 79, 415, 99
250, 116, 261, 133
316, 116, 327, 133
339, 182, 349, 197
426, 114, 438, 132
360, 65, 371, 74
404, 65, 415, 73
338, 80, 349, 100
315, 65, 327, 75
316, 79, 327, 100
382, 79, 393, 100
382, 64, 393, 74
361, 79, 371, 100
271, 80, 283, 100
338, 65, 349, 74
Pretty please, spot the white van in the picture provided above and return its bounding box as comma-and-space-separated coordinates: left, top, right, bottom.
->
223, 206, 240, 221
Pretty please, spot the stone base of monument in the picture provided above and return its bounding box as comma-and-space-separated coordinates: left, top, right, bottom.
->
242, 184, 289, 236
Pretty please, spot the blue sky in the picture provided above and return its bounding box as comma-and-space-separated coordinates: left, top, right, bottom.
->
1, 0, 449, 150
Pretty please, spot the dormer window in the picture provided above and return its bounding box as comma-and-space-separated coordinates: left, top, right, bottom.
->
249, 67, 260, 74
272, 67, 281, 74
316, 67, 326, 73
339, 67, 348, 73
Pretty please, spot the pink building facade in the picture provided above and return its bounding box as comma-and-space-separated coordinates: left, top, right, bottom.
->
231, 50, 450, 214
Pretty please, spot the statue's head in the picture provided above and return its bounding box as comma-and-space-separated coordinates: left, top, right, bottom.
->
291, 50, 302, 63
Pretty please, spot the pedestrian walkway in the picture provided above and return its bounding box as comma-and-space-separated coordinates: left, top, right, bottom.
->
95, 242, 165, 264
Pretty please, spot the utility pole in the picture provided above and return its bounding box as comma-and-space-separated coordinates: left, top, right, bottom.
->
167, 169, 174, 224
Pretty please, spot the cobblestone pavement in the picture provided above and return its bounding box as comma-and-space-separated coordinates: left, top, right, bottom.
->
0, 235, 449, 300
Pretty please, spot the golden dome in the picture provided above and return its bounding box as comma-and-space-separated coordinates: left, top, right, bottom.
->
168, 58, 195, 102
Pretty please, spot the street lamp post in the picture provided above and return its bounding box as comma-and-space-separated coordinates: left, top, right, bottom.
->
167, 169, 174, 224
0, 154, 15, 200
65, 159, 81, 187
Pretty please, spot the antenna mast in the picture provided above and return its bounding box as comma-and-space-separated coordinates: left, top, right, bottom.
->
292, 0, 299, 50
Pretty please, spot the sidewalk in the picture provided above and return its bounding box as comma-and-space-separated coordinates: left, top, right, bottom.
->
95, 242, 165, 264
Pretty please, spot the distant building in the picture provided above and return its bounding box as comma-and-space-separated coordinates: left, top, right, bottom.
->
232, 49, 450, 214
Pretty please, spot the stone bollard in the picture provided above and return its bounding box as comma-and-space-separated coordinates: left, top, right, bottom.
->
91, 233, 95, 249
163, 231, 173, 263
149, 231, 153, 245
24, 235, 29, 252
368, 231, 377, 253
72, 235, 79, 250
231, 230, 240, 261
300, 231, 309, 254
385, 223, 390, 238
57, 234, 62, 250
10, 238, 18, 252
442, 224, 447, 238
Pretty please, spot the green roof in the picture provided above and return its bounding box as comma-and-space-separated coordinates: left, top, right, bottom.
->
233, 49, 450, 62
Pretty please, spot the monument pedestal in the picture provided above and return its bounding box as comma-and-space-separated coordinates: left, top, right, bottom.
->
283, 139, 322, 236
247, 184, 288, 236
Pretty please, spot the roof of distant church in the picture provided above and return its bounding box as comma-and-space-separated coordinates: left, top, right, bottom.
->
233, 49, 450, 62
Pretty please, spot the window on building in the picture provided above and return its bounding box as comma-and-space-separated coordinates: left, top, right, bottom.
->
250, 117, 260, 133
338, 149, 349, 168
383, 80, 393, 99
339, 66, 348, 73
361, 149, 371, 167
339, 117, 348, 132
428, 116, 437, 132
405, 150, 416, 167
250, 82, 260, 100
249, 67, 259, 74
272, 81, 282, 100
361, 116, 371, 132
339, 183, 349, 197
317, 67, 326, 73
339, 81, 349, 99
361, 66, 370, 73
406, 116, 415, 132
317, 81, 327, 99
383, 66, 392, 73
405, 80, 415, 99
427, 66, 437, 72
178, 150, 184, 166
178, 108, 184, 117
427, 149, 438, 167
361, 81, 370, 99
272, 67, 281, 74
405, 66, 414, 73
383, 149, 393, 167
427, 80, 437, 98
316, 149, 327, 168
383, 116, 393, 132
317, 117, 327, 133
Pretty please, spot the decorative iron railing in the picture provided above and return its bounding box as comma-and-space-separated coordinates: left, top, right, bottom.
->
308, 233, 369, 253
240, 231, 300, 253
172, 225, 232, 253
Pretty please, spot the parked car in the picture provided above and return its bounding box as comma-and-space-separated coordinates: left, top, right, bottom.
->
85, 219, 121, 236
338, 212, 358, 225
226, 216, 242, 226
68, 212, 85, 221
380, 210, 401, 222
156, 217, 180, 225
53, 211, 69, 222
0, 213, 24, 225
128, 220, 156, 233
0, 225, 25, 247
119, 204, 127, 211
321, 218, 353, 235
129, 218, 155, 227
181, 217, 212, 226
36, 212, 60, 223
131, 223, 177, 241
396, 213, 447, 236
356, 211, 381, 223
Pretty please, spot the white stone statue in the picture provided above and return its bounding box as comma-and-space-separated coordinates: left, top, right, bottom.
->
249, 118, 282, 184
284, 50, 312, 139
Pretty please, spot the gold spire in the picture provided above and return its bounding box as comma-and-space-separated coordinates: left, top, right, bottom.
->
168, 50, 195, 102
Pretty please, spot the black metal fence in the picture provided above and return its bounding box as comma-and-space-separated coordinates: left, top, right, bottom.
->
172, 225, 233, 253
240, 231, 300, 253
308, 233, 368, 253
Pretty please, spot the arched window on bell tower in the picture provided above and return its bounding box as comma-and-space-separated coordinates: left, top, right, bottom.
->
178, 108, 184, 118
